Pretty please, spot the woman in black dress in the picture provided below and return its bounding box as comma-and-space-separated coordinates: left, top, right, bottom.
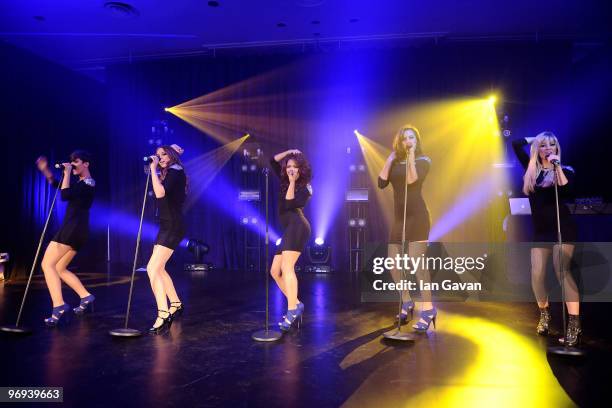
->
36, 151, 96, 326
378, 125, 435, 332
269, 149, 312, 331
512, 132, 581, 346
146, 144, 187, 334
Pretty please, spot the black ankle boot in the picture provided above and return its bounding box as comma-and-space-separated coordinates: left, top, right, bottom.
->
536, 307, 551, 335
559, 314, 581, 347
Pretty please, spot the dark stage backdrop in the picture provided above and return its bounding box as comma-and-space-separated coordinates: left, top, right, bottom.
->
1, 43, 109, 279
104, 42, 612, 273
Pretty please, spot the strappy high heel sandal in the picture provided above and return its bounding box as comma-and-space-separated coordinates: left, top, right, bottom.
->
413, 307, 437, 332
396, 300, 415, 325
149, 310, 172, 334
73, 294, 95, 315
279, 308, 302, 332
168, 301, 184, 322
44, 304, 71, 327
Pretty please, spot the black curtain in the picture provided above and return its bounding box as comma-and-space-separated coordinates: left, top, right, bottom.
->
104, 42, 592, 273
1, 42, 108, 278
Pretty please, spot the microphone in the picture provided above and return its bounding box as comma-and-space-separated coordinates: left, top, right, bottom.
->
54, 163, 69, 169
546, 154, 560, 166
143, 156, 156, 164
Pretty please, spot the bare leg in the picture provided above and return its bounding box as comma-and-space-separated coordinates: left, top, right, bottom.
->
553, 244, 579, 315
270, 254, 302, 305
160, 269, 181, 314
530, 247, 551, 308
280, 251, 301, 310
41, 242, 73, 307
147, 245, 174, 328
56, 249, 90, 298
409, 240, 433, 326
270, 255, 286, 295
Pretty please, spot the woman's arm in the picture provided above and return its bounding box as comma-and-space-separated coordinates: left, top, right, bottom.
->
511, 138, 532, 169
285, 165, 299, 200
283, 185, 311, 210
406, 148, 418, 185
378, 151, 396, 189
36, 156, 59, 187
274, 149, 301, 163
149, 157, 166, 198
286, 180, 296, 200
548, 153, 569, 186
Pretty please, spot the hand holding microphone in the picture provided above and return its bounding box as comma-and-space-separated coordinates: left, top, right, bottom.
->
147, 155, 159, 171
546, 154, 560, 166
55, 162, 72, 173
288, 169, 298, 182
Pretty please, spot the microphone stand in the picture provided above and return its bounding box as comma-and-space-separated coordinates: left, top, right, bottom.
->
109, 168, 151, 337
548, 163, 583, 356
384, 156, 415, 341
253, 167, 282, 341
1, 173, 64, 335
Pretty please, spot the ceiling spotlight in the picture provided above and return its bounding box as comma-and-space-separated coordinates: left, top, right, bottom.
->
276, 238, 282, 246
349, 219, 356, 227
314, 237, 324, 246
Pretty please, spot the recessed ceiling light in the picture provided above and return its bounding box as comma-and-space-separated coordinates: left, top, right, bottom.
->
208, 1, 220, 7
277, 22, 287, 28
295, 0, 326, 6
104, 2, 139, 19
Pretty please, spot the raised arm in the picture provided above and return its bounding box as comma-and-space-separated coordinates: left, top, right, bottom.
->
511, 137, 534, 169
273, 149, 302, 163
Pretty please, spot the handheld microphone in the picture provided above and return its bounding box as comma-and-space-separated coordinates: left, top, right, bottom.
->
546, 154, 560, 166
143, 156, 155, 164
54, 163, 68, 169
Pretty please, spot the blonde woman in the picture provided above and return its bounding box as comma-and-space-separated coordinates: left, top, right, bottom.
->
512, 132, 580, 346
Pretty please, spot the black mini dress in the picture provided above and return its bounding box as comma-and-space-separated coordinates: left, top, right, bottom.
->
52, 178, 95, 251
378, 156, 431, 244
270, 158, 312, 255
512, 138, 577, 243
154, 165, 187, 250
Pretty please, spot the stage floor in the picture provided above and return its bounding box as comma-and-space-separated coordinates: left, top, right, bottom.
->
1, 264, 611, 407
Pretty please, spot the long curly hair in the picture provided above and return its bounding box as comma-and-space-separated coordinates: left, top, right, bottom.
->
280, 153, 312, 190
156, 145, 188, 192
522, 131, 561, 195
392, 124, 424, 159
